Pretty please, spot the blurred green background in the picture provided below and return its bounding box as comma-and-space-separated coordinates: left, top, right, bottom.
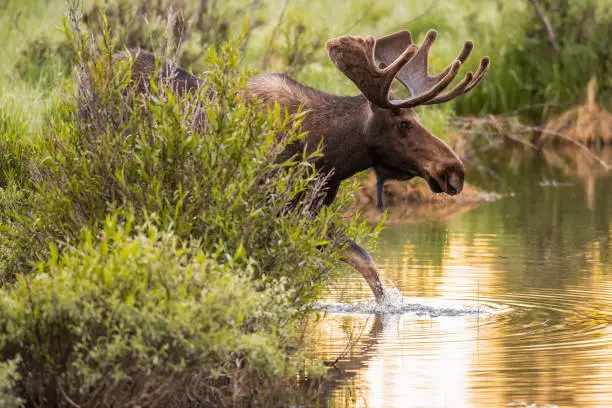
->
1, 0, 610, 137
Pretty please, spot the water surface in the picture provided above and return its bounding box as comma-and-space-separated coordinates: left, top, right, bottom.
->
310, 147, 612, 408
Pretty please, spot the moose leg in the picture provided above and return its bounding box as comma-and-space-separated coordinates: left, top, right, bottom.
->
342, 239, 385, 301
320, 181, 385, 300
375, 172, 386, 212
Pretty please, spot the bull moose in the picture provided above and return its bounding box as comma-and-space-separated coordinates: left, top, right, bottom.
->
111, 29, 489, 301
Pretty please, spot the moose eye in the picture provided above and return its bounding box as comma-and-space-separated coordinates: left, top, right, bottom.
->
398, 121, 410, 129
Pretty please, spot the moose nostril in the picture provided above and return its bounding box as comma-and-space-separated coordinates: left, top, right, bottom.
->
447, 172, 464, 195
444, 175, 456, 195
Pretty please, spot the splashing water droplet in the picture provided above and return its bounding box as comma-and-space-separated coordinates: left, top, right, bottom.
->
316, 286, 496, 316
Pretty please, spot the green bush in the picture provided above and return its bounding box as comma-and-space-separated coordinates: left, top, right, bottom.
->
0, 217, 317, 407
0, 186, 26, 285
6, 31, 367, 298
0, 10, 375, 405
0, 358, 22, 408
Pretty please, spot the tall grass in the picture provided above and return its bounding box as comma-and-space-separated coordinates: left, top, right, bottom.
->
0, 0, 71, 134
455, 0, 612, 120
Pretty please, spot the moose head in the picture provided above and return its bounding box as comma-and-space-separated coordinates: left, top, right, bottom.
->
325, 29, 489, 210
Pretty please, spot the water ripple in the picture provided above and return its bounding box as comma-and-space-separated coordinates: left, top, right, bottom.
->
315, 287, 502, 316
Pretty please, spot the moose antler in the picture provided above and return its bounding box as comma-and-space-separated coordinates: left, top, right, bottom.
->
326, 29, 489, 108
375, 29, 490, 105
325, 35, 419, 108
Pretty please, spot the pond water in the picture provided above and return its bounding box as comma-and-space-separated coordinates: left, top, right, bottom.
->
310, 147, 612, 408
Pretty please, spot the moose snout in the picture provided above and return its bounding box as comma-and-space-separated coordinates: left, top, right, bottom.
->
445, 170, 464, 195
425, 160, 465, 196
442, 161, 465, 195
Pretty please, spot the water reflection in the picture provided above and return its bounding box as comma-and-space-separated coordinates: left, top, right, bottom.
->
311, 147, 612, 407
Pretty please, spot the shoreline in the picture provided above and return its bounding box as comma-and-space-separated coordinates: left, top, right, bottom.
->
345, 171, 501, 224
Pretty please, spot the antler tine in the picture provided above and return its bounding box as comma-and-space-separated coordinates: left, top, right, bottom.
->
390, 29, 441, 98
374, 28, 490, 108
462, 56, 490, 92
374, 29, 462, 108
437, 40, 474, 78
329, 28, 490, 109
423, 72, 474, 104
381, 43, 420, 79
326, 34, 417, 108
391, 59, 462, 108
424, 56, 490, 104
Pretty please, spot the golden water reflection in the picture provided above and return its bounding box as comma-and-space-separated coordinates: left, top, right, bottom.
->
312, 171, 612, 407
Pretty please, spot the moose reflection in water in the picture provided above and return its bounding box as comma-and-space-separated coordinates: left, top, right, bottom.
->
111, 28, 490, 301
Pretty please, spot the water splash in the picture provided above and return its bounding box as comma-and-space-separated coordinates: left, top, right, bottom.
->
316, 287, 496, 316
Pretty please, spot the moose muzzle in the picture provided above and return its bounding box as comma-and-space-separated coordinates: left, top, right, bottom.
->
424, 160, 465, 196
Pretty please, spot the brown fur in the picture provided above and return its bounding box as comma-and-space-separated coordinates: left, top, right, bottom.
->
113, 47, 468, 208
116, 49, 203, 94
246, 73, 464, 208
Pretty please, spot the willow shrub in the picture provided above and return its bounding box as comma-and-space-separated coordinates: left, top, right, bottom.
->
6, 32, 371, 296
0, 18, 375, 406
0, 217, 311, 407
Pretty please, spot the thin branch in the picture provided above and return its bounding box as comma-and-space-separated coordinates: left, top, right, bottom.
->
529, 0, 560, 54
498, 100, 574, 117
405, 0, 438, 25
59, 385, 82, 408
345, 0, 378, 32
533, 126, 610, 170
195, 0, 207, 31
452, 116, 610, 170
207, 0, 217, 30
329, 316, 372, 368
261, 0, 291, 70
239, 0, 262, 62
385, 0, 438, 33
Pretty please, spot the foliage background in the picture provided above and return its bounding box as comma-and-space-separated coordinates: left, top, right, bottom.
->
1, 0, 610, 137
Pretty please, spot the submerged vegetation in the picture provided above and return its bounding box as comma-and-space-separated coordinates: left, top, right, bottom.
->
0, 0, 609, 406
